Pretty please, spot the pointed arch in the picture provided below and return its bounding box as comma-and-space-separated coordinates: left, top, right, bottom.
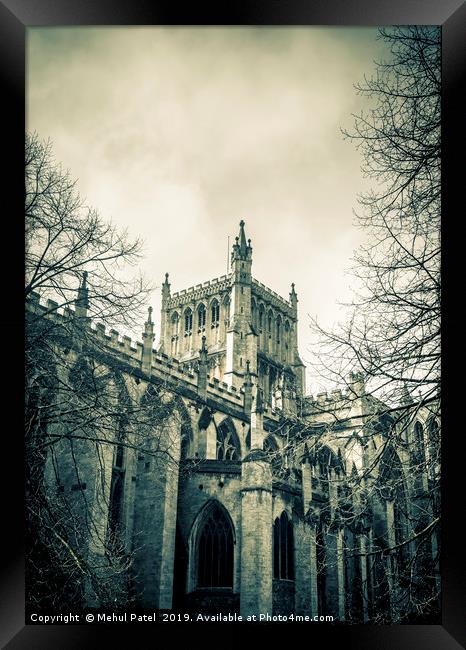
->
216, 417, 241, 460
174, 396, 193, 460
273, 511, 294, 580
189, 499, 236, 590
426, 415, 440, 469
276, 314, 282, 343
316, 516, 327, 615
377, 444, 408, 562
267, 308, 274, 333
379, 444, 405, 484
197, 303, 206, 329
316, 444, 342, 477
171, 310, 180, 332
258, 303, 265, 329
184, 307, 193, 334
210, 298, 220, 327
264, 435, 281, 476
413, 420, 426, 465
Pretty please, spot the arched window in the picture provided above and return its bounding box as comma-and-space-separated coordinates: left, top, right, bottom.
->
273, 512, 294, 580
216, 420, 241, 460
184, 308, 193, 335
197, 503, 234, 588
413, 421, 426, 464
316, 520, 327, 615
276, 316, 282, 345
251, 298, 257, 329
264, 435, 281, 476
180, 407, 193, 460
268, 310, 273, 335
171, 311, 179, 334
379, 445, 408, 564
211, 300, 220, 327
197, 304, 206, 329
284, 320, 290, 362
427, 417, 440, 465
318, 446, 333, 477
259, 304, 264, 329
107, 429, 126, 552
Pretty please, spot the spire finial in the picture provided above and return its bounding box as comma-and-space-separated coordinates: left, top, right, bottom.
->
147, 306, 153, 324
238, 219, 247, 255
162, 272, 171, 300
289, 282, 298, 307
199, 335, 208, 362
401, 381, 413, 405
76, 270, 89, 317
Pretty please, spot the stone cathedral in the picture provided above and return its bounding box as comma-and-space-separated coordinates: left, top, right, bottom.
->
30, 221, 440, 622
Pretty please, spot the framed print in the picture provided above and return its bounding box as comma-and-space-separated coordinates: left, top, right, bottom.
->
1, 1, 465, 648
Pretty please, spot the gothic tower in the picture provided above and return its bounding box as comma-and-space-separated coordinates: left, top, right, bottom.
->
224, 221, 255, 389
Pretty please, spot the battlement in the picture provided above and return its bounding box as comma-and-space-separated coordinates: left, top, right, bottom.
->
304, 388, 350, 410
251, 279, 294, 317
26, 291, 244, 408
167, 274, 232, 308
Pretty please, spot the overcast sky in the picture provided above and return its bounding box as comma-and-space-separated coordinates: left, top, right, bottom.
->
27, 26, 386, 394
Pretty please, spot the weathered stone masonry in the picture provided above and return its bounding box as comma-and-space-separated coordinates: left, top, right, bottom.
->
31, 221, 440, 620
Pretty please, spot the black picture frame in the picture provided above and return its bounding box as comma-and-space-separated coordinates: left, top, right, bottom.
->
2, 1, 465, 648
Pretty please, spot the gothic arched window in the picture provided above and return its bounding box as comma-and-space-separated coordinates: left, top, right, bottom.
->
276, 315, 282, 344
259, 304, 264, 329
379, 445, 408, 565
413, 421, 426, 465
197, 504, 234, 588
211, 300, 220, 327
318, 446, 332, 477
268, 310, 273, 334
427, 416, 440, 476
264, 435, 281, 476
284, 320, 290, 362
316, 520, 327, 615
184, 308, 193, 335
198, 304, 206, 329
171, 311, 179, 334
107, 428, 126, 552
273, 512, 294, 580
251, 298, 257, 329
216, 420, 241, 460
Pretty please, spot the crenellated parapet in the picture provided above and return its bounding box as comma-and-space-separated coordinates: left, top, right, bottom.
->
26, 290, 245, 413
166, 274, 232, 310
251, 279, 295, 319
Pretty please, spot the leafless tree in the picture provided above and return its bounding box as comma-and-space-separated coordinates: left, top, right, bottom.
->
284, 26, 441, 622
25, 133, 191, 611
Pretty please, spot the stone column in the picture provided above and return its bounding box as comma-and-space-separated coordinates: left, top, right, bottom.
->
336, 526, 346, 620
325, 515, 346, 621
142, 307, 155, 374
385, 497, 399, 621
132, 415, 181, 609
240, 450, 273, 617
294, 518, 312, 616
357, 531, 369, 622
197, 336, 208, 399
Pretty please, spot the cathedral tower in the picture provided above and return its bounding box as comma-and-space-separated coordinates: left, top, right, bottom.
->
224, 221, 255, 389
